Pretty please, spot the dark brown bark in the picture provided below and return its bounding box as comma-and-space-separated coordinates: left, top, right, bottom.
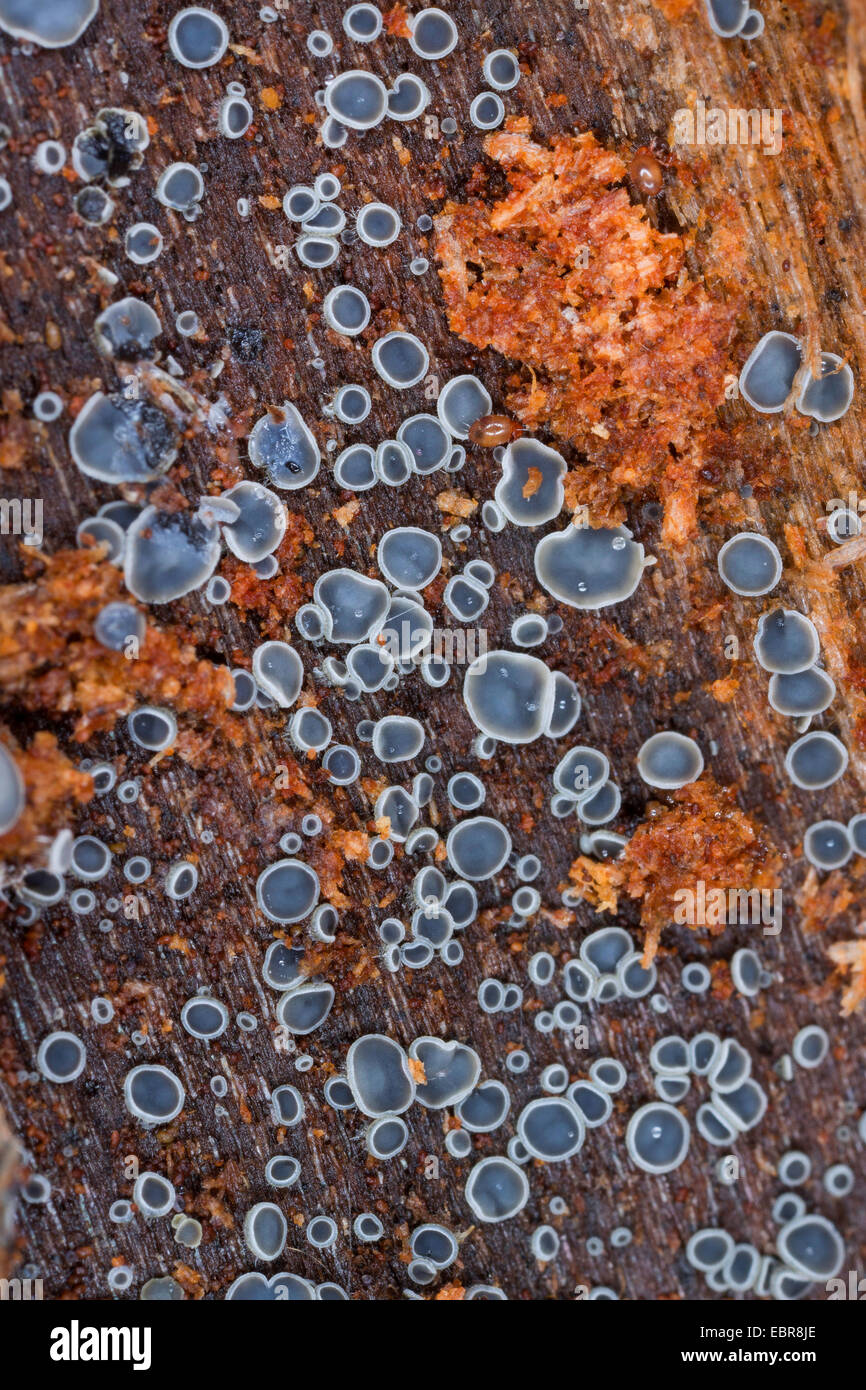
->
0, 0, 864, 1301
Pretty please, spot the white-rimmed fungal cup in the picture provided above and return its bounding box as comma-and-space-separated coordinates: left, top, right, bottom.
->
703, 0, 750, 35
356, 201, 401, 246
124, 507, 220, 603
803, 820, 852, 870
219, 95, 252, 138
409, 7, 458, 58
37, 1031, 86, 1082
776, 1215, 844, 1280
535, 523, 647, 608
324, 70, 388, 130
124, 1064, 185, 1123
248, 403, 320, 489
386, 74, 430, 121
463, 650, 554, 743
470, 92, 505, 130
784, 731, 848, 790
517, 1097, 584, 1161
637, 732, 704, 789
371, 332, 429, 388
168, 8, 229, 67
276, 981, 334, 1033
625, 1103, 690, 1173
437, 375, 492, 439
717, 532, 783, 596
0, 743, 24, 835
464, 1157, 529, 1222
496, 438, 565, 526
256, 858, 319, 924
343, 3, 381, 40
244, 1203, 287, 1261
483, 49, 520, 90
347, 1034, 415, 1117
252, 641, 303, 707
0, 0, 99, 45
754, 609, 820, 674
768, 666, 835, 717
377, 527, 442, 589
155, 162, 204, 213
446, 817, 511, 881
738, 331, 802, 412
796, 352, 854, 424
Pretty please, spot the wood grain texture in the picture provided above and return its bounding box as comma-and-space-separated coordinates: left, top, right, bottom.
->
0, 0, 864, 1300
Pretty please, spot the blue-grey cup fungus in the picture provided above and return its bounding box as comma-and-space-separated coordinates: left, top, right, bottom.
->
248, 403, 320, 489
738, 331, 802, 411
496, 437, 566, 526
470, 92, 505, 130
353, 202, 401, 247
483, 48, 520, 89
754, 609, 820, 674
323, 285, 370, 337
70, 393, 177, 484
784, 731, 848, 790
625, 1103, 690, 1173
244, 1202, 287, 1261
776, 1215, 844, 1279
0, 6, 861, 1312
446, 816, 512, 880
276, 981, 334, 1033
371, 332, 429, 388
256, 859, 319, 923
324, 70, 388, 130
535, 523, 648, 608
377, 527, 442, 589
124, 1064, 185, 1123
343, 3, 381, 40
717, 532, 783, 596
437, 375, 492, 438
347, 1034, 415, 1116
409, 7, 458, 58
168, 8, 229, 68
637, 732, 704, 789
768, 667, 835, 717
463, 650, 554, 743
464, 1157, 529, 1222
0, 0, 99, 45
134, 1172, 176, 1217
795, 352, 854, 423
803, 820, 852, 870
457, 1080, 511, 1132
518, 1097, 584, 1161
125, 507, 220, 603
0, 743, 24, 835
37, 1031, 86, 1082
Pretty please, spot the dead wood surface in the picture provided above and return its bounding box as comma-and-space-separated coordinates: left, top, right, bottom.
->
0, 0, 864, 1300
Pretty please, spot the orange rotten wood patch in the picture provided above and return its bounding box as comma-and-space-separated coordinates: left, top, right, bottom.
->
0, 547, 235, 745
567, 778, 782, 963
434, 124, 744, 542
826, 939, 866, 1015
